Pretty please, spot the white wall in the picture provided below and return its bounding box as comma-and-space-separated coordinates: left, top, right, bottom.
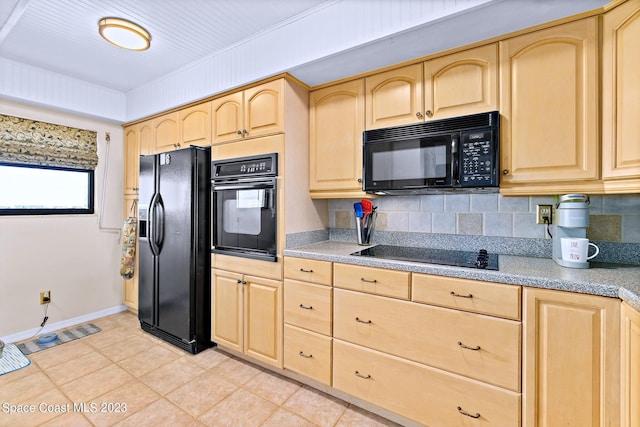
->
0, 99, 125, 338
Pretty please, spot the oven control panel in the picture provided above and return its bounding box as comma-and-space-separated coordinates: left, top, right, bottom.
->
212, 153, 278, 179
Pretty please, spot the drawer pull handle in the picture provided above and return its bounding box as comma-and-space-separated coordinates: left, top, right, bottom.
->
299, 303, 313, 310
458, 341, 481, 351
299, 268, 314, 273
298, 351, 313, 358
360, 278, 377, 283
354, 371, 372, 379
355, 317, 372, 324
457, 406, 481, 419
450, 291, 473, 298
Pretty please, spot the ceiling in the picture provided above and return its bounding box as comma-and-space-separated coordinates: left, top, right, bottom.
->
0, 0, 333, 92
0, 0, 611, 122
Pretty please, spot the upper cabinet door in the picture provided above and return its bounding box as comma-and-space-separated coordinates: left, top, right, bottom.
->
211, 79, 284, 145
365, 64, 423, 130
602, 0, 640, 183
424, 43, 498, 121
123, 126, 140, 195
139, 121, 153, 156
244, 79, 284, 139
212, 92, 244, 145
179, 102, 211, 147
309, 79, 367, 198
153, 112, 179, 153
499, 18, 599, 187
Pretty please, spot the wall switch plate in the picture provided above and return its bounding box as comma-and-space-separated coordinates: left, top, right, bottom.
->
40, 291, 51, 305
536, 205, 553, 224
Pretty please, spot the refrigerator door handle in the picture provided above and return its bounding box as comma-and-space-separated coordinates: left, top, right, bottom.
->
148, 192, 160, 256
155, 194, 165, 252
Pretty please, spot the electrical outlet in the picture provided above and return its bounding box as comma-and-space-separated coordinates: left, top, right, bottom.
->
536, 205, 553, 224
40, 291, 51, 305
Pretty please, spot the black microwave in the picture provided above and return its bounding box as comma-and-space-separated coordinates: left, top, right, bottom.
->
363, 111, 500, 194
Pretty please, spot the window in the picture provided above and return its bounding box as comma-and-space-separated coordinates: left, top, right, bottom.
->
0, 163, 94, 215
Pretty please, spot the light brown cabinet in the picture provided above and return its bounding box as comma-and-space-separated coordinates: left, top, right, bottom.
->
499, 18, 599, 194
211, 79, 284, 144
211, 268, 283, 368
333, 339, 521, 427
412, 273, 521, 320
283, 257, 333, 386
365, 64, 423, 129
309, 79, 367, 199
178, 102, 211, 147
602, 0, 640, 192
363, 44, 498, 130
333, 288, 521, 391
424, 43, 498, 121
122, 120, 151, 311
522, 287, 620, 427
123, 126, 140, 195
333, 263, 410, 300
123, 120, 152, 194
152, 111, 180, 153
621, 302, 640, 427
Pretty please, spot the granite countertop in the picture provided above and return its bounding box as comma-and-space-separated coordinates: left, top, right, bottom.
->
283, 241, 640, 311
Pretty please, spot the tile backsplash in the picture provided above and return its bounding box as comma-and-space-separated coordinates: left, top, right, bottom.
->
329, 194, 640, 243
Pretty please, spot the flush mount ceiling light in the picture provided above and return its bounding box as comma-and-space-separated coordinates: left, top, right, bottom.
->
98, 17, 151, 51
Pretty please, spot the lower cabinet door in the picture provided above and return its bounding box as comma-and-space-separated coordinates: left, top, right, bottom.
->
621, 302, 640, 427
244, 276, 283, 368
523, 288, 620, 427
284, 324, 332, 386
211, 269, 244, 353
333, 339, 521, 426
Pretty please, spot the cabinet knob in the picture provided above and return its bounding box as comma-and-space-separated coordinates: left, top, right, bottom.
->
502, 169, 509, 175
357, 178, 362, 183
416, 112, 423, 118
425, 110, 433, 118
237, 130, 243, 135
242, 129, 248, 135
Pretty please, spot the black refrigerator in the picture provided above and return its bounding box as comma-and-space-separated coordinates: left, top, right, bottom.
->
138, 146, 212, 354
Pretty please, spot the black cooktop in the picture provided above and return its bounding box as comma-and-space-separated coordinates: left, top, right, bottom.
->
350, 245, 499, 270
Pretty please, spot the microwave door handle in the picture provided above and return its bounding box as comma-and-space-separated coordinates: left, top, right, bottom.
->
451, 137, 460, 185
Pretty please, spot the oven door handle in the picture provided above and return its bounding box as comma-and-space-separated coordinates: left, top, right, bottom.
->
212, 178, 276, 191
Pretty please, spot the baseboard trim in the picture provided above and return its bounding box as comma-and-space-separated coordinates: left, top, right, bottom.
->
1, 305, 129, 344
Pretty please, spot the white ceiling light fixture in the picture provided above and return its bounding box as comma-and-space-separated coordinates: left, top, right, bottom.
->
98, 17, 151, 51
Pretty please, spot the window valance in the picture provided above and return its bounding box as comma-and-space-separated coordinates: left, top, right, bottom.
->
0, 113, 98, 170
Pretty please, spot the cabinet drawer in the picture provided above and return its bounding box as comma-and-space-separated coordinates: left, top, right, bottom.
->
284, 257, 333, 286
284, 279, 332, 335
412, 273, 521, 320
334, 289, 521, 391
333, 263, 410, 299
284, 324, 332, 386
333, 339, 521, 427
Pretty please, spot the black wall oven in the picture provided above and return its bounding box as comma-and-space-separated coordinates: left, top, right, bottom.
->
211, 153, 278, 262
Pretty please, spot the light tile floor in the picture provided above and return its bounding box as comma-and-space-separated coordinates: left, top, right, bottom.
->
0, 311, 401, 426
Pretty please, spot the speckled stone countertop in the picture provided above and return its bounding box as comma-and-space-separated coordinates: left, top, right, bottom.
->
284, 241, 640, 311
